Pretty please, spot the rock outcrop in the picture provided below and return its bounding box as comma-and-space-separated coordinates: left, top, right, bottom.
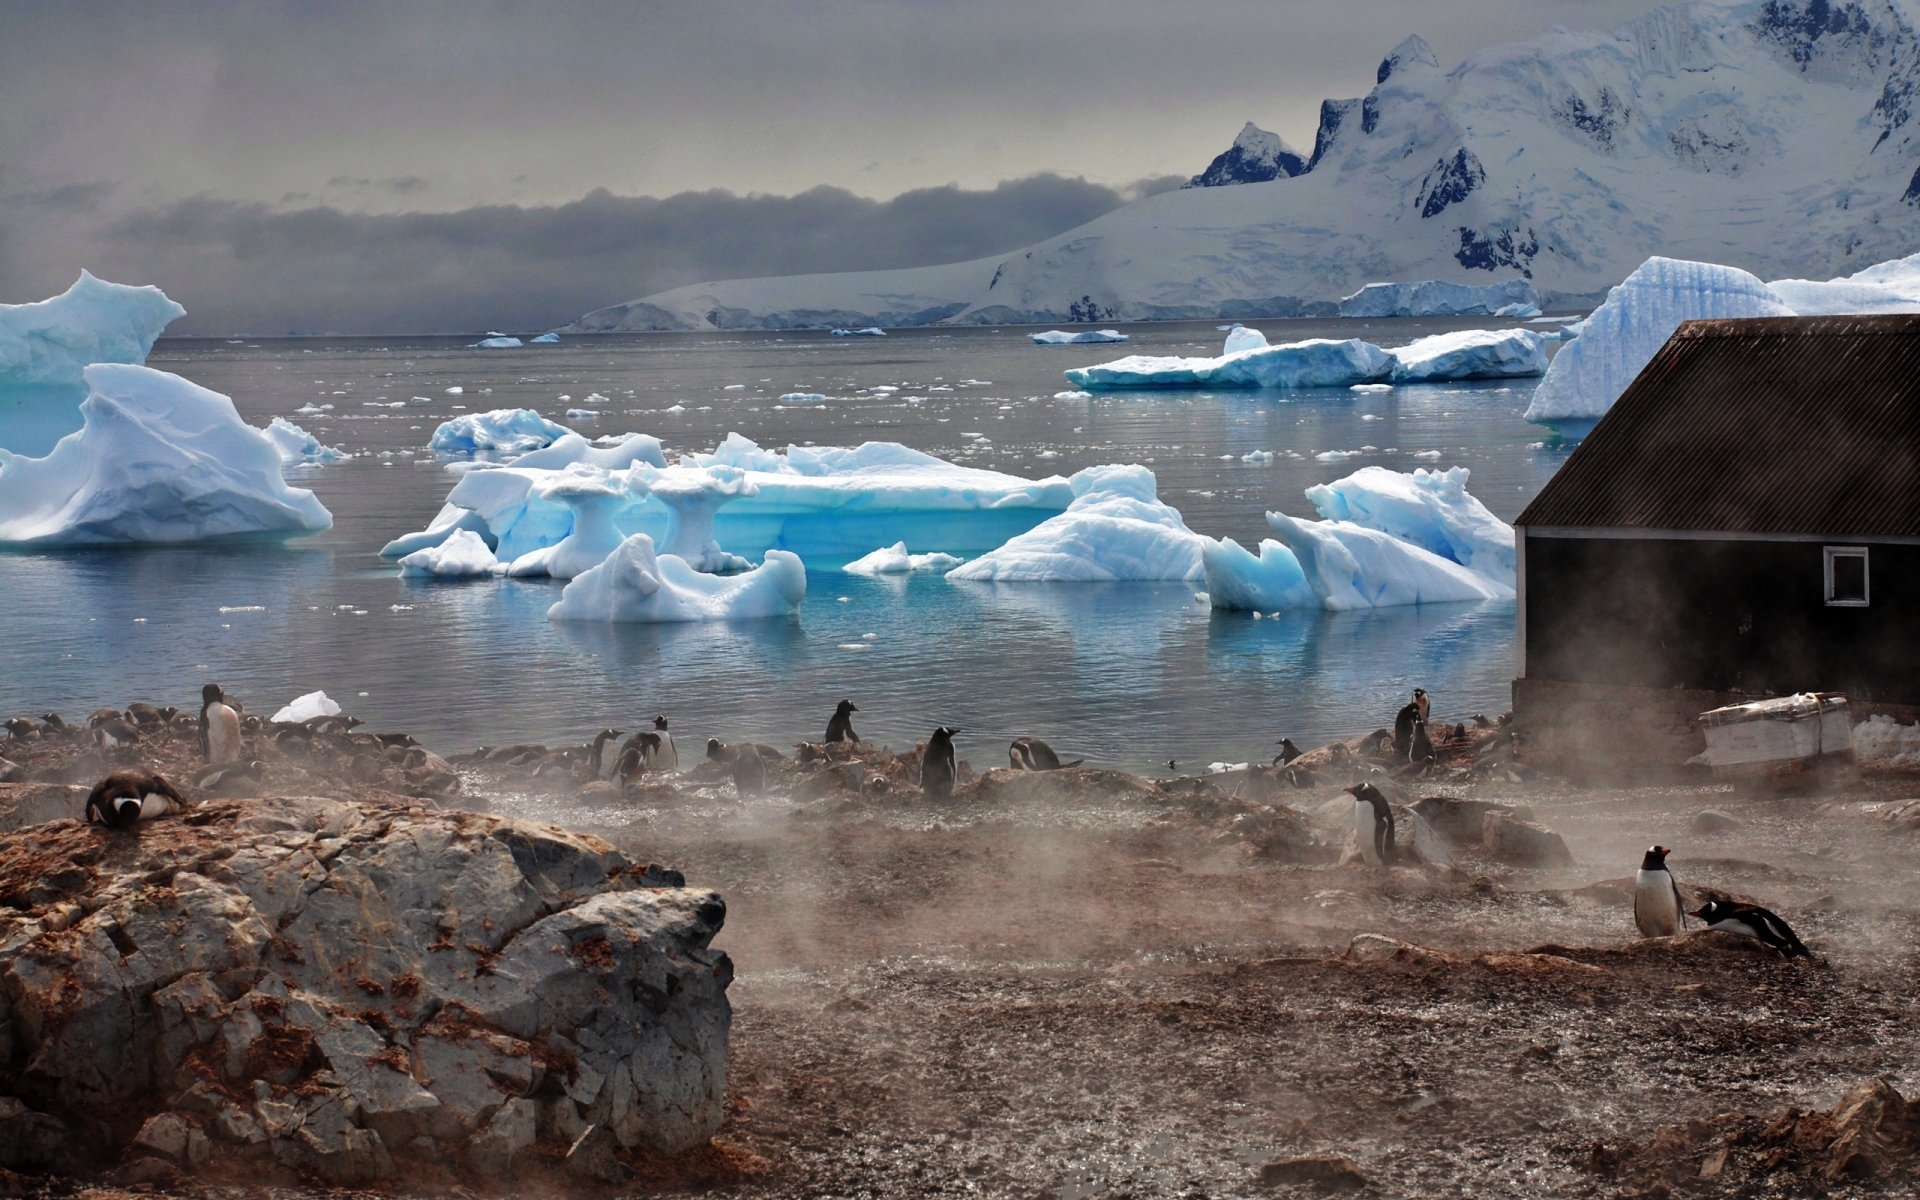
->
0, 794, 731, 1182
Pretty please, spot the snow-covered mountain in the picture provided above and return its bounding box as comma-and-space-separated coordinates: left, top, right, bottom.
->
568, 0, 1920, 331
1185, 122, 1308, 188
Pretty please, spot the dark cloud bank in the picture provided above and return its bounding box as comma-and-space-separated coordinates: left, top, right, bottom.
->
3, 173, 1181, 336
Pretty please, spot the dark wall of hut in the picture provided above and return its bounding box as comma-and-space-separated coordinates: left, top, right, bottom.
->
1523, 534, 1920, 703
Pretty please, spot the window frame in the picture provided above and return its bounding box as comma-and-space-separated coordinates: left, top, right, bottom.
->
1824, 545, 1870, 608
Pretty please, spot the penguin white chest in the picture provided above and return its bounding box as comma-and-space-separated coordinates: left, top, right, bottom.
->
1633, 868, 1680, 937
656, 733, 678, 772
1354, 800, 1381, 865
138, 791, 174, 820
207, 703, 243, 763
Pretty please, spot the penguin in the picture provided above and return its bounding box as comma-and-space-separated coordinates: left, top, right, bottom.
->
615, 732, 662, 781
588, 729, 625, 779
200, 685, 243, 765
86, 770, 186, 828
1412, 688, 1429, 724
1690, 899, 1809, 958
1273, 737, 1304, 766
1408, 720, 1434, 767
921, 727, 959, 801
1345, 783, 1396, 866
1633, 845, 1688, 938
825, 699, 860, 745
1472, 713, 1493, 729
1392, 703, 1420, 758
1009, 737, 1082, 771
648, 715, 679, 772
195, 760, 266, 793
5, 717, 39, 740
732, 746, 767, 797
88, 711, 142, 750
41, 712, 68, 732
126, 703, 174, 729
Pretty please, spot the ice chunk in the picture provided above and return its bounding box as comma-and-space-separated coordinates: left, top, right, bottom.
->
1264, 511, 1513, 610
399, 528, 498, 578
637, 463, 759, 571
0, 271, 187, 456
1525, 257, 1793, 422
565, 408, 601, 419
830, 327, 886, 337
428, 408, 571, 453
530, 332, 561, 343
1029, 329, 1130, 345
380, 504, 498, 558
945, 464, 1207, 581
1054, 389, 1092, 399
1338, 279, 1540, 318
1241, 449, 1275, 463
471, 336, 523, 348
1853, 713, 1920, 770
779, 392, 828, 404
1221, 324, 1268, 354
842, 541, 964, 575
263, 416, 346, 463
1200, 537, 1317, 610
1065, 338, 1394, 390
0, 364, 333, 546
270, 690, 341, 723
505, 468, 633, 579
547, 534, 806, 622
1304, 465, 1514, 585
1388, 329, 1547, 381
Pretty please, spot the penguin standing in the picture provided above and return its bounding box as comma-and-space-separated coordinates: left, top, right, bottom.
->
86, 771, 186, 828
1010, 737, 1081, 771
825, 699, 859, 744
200, 684, 243, 765
1392, 701, 1421, 759
588, 729, 625, 779
1345, 783, 1395, 865
1408, 720, 1434, 767
921, 727, 958, 801
1633, 845, 1688, 938
1273, 738, 1304, 766
614, 731, 662, 781
732, 746, 766, 797
1690, 900, 1809, 958
649, 715, 679, 772
1412, 688, 1429, 724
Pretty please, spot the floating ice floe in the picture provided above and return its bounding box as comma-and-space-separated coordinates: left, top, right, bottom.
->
945, 464, 1207, 582
1338, 279, 1540, 318
779, 392, 828, 404
1030, 329, 1129, 345
1065, 324, 1546, 391
1054, 390, 1092, 400
530, 332, 561, 343
471, 336, 523, 349
1304, 465, 1515, 586
263, 417, 347, 463
0, 364, 333, 546
565, 408, 601, 419
1241, 450, 1275, 463
271, 690, 341, 724
830, 327, 885, 337
1199, 537, 1317, 610
399, 529, 499, 578
547, 534, 806, 623
0, 271, 187, 456
842, 542, 965, 575
428, 408, 571, 454
1263, 511, 1513, 610
1388, 329, 1548, 382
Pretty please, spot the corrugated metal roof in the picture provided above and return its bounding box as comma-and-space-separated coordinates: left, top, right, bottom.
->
1517, 314, 1920, 535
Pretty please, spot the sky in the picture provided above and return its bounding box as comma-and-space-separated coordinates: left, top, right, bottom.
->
0, 0, 1665, 333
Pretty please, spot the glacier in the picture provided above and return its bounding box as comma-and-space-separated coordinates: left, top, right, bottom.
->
1030, 329, 1129, 345
842, 541, 965, 575
944, 465, 1209, 582
428, 408, 571, 454
0, 364, 333, 547
263, 417, 346, 463
399, 529, 499, 578
1339, 279, 1540, 318
546, 534, 807, 623
1304, 465, 1515, 586
1064, 328, 1544, 391
0, 271, 187, 457
1264, 511, 1514, 610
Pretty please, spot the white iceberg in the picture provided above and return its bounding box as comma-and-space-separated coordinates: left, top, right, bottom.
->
639, 462, 758, 571
842, 541, 964, 575
1221, 324, 1268, 354
830, 327, 886, 337
0, 271, 187, 456
1338, 279, 1540, 318
779, 392, 828, 404
1200, 537, 1317, 610
428, 408, 571, 454
399, 528, 498, 578
263, 416, 346, 463
1066, 338, 1395, 390
471, 336, 523, 349
1264, 511, 1513, 610
507, 431, 667, 471
1387, 329, 1547, 382
505, 469, 633, 579
530, 332, 561, 344
1241, 450, 1275, 463
944, 464, 1207, 582
1030, 329, 1129, 345
547, 534, 806, 623
270, 690, 341, 724
1305, 465, 1515, 586
0, 364, 333, 546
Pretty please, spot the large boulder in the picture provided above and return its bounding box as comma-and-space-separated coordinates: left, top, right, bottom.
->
1481, 811, 1574, 868
0, 795, 730, 1180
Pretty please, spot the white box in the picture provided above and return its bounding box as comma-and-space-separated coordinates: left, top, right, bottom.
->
1698, 692, 1853, 776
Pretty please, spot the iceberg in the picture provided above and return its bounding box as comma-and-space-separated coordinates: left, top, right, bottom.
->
830, 327, 886, 337
1304, 465, 1514, 585
471, 336, 523, 349
1029, 329, 1129, 345
270, 691, 341, 724
1387, 329, 1547, 381
0, 271, 187, 456
639, 463, 758, 572
1221, 324, 1268, 355
944, 465, 1208, 582
0, 364, 333, 547
506, 431, 667, 471
504, 469, 632, 579
1200, 537, 1317, 610
1264, 511, 1513, 610
779, 392, 827, 404
263, 416, 346, 463
842, 541, 964, 575
530, 332, 561, 343
1338, 279, 1540, 318
547, 534, 806, 623
399, 528, 499, 578
428, 408, 571, 454
1066, 338, 1395, 391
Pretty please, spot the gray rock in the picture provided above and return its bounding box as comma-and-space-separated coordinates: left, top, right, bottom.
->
1411, 796, 1528, 848
1482, 811, 1575, 868
133, 1112, 193, 1160
566, 1123, 627, 1183
0, 1097, 67, 1169
468, 1097, 537, 1174
1691, 808, 1740, 833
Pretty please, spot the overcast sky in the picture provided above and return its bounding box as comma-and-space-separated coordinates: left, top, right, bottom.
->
0, 0, 1663, 332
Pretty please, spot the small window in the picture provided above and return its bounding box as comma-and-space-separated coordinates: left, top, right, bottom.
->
1825, 546, 1869, 607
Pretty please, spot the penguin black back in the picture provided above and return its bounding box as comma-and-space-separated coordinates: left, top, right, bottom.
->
922, 726, 958, 801
1010, 736, 1080, 771
1345, 782, 1396, 864
826, 699, 859, 744
1274, 737, 1303, 765
732, 747, 766, 797
87, 771, 185, 829
1392, 703, 1420, 757
1692, 899, 1810, 958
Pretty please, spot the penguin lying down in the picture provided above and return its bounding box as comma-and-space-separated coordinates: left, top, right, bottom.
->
86, 771, 187, 828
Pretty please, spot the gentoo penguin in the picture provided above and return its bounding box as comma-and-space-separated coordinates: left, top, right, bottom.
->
1633, 846, 1687, 938
614, 732, 662, 781
649, 715, 679, 772
1009, 737, 1081, 771
1273, 738, 1304, 766
88, 711, 142, 750
588, 729, 625, 779
86, 771, 186, 828
5, 717, 38, 740
1408, 720, 1434, 766
732, 745, 766, 796
1392, 702, 1420, 759
1691, 899, 1809, 958
1412, 688, 1429, 724
921, 727, 958, 801
825, 699, 860, 745
200, 685, 243, 764
195, 760, 265, 793
41, 712, 68, 731
1472, 713, 1493, 729
127, 703, 174, 729
1345, 783, 1396, 865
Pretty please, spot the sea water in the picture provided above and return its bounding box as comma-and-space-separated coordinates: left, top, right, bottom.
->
0, 320, 1574, 773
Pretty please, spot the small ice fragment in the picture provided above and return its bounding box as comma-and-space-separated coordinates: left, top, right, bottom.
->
446, 386, 463, 394
779, 392, 827, 404
271, 690, 340, 723
218, 605, 267, 613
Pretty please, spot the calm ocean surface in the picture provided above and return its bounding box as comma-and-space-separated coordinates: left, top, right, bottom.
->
0, 319, 1576, 773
